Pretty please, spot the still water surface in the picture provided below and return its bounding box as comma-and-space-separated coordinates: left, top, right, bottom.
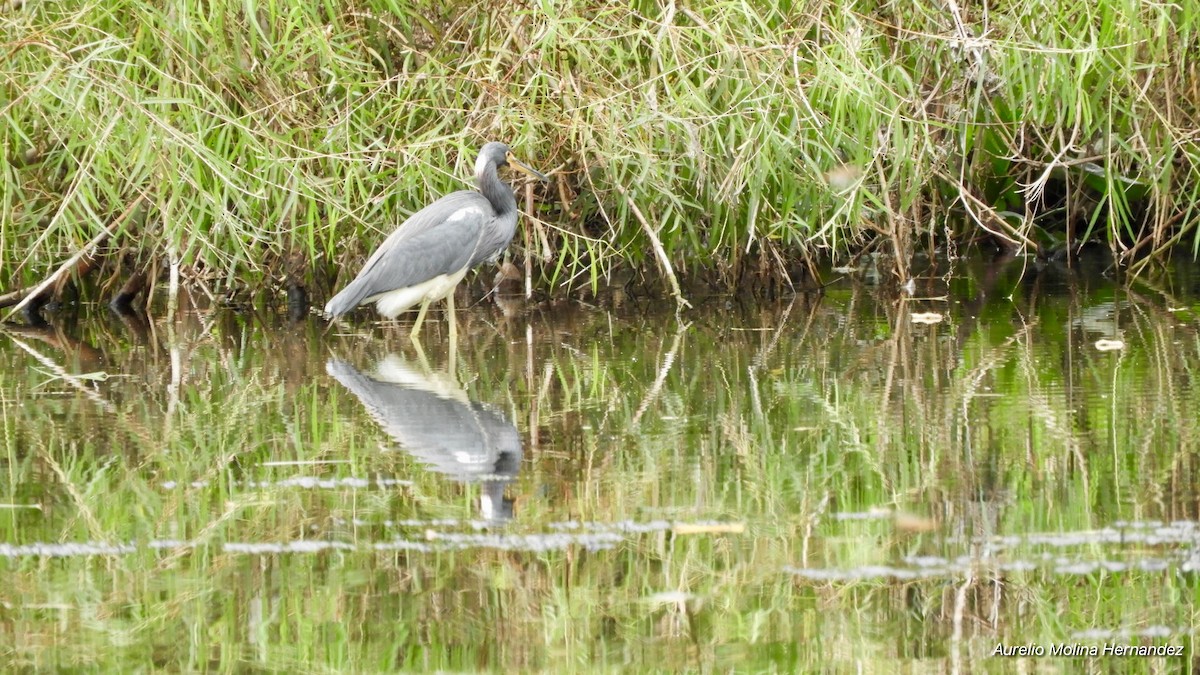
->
2, 256, 1198, 670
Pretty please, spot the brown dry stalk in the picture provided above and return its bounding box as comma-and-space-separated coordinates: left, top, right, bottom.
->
614, 184, 691, 309
2, 195, 146, 318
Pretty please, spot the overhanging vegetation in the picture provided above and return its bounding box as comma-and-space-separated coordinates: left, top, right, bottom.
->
3, 0, 1198, 308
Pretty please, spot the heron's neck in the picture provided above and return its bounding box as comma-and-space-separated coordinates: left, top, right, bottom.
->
475, 162, 517, 217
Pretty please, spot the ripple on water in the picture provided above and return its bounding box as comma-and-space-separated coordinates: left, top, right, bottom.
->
0, 520, 744, 558
159, 476, 414, 490
787, 521, 1200, 582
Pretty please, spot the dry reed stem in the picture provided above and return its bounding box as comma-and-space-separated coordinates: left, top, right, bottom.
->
3, 194, 146, 320
615, 184, 690, 310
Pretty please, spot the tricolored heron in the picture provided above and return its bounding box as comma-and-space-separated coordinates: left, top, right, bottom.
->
326, 355, 522, 522
324, 142, 547, 344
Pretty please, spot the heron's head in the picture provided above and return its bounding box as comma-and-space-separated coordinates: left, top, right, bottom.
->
476, 142, 548, 183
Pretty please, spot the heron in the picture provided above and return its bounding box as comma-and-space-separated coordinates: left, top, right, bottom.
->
324, 142, 547, 344
327, 355, 523, 522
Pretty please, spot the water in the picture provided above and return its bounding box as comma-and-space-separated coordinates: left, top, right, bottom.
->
1, 255, 1198, 670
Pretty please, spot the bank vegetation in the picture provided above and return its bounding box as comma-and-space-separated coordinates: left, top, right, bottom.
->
2, 0, 1198, 310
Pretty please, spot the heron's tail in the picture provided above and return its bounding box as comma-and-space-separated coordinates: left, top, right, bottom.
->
323, 281, 370, 319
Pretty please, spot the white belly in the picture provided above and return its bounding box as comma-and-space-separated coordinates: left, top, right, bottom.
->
368, 268, 468, 319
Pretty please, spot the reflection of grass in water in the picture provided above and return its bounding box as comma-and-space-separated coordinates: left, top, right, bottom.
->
0, 284, 1197, 669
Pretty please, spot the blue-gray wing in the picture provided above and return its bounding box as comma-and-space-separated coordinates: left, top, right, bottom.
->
325, 191, 496, 317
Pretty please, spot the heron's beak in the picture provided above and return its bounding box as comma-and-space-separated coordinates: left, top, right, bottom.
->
506, 151, 549, 183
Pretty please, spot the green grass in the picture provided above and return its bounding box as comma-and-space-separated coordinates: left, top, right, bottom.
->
3, 0, 1200, 302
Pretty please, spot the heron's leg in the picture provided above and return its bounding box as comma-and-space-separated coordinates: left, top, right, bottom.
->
446, 291, 458, 373
409, 297, 431, 342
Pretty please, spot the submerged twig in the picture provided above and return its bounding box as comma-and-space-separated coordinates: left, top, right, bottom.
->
111, 269, 149, 311
0, 287, 34, 310
3, 195, 146, 320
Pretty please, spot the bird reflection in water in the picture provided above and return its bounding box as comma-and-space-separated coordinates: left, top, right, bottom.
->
326, 355, 521, 522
